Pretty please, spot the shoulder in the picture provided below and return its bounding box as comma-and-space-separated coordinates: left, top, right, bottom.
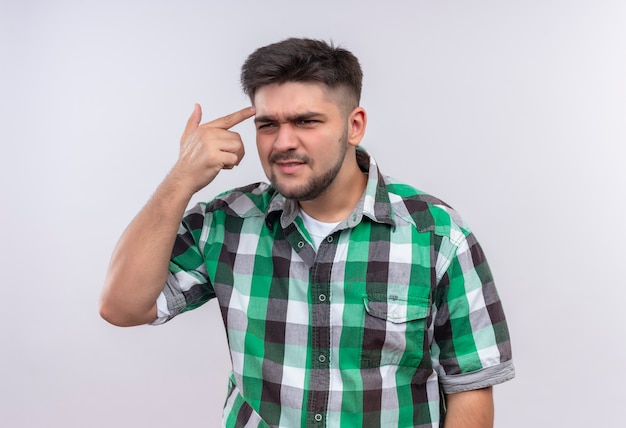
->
182, 183, 275, 231
384, 176, 470, 239
204, 182, 276, 218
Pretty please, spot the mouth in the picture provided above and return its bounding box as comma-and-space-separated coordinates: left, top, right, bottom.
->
270, 153, 309, 174
275, 160, 305, 166
273, 160, 306, 174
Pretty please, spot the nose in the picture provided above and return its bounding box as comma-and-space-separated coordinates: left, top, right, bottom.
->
273, 123, 298, 151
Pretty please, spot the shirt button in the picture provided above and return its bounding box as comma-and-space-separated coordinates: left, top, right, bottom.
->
318, 354, 326, 363
326, 235, 333, 243
318, 294, 326, 302
297, 241, 305, 248
314, 413, 323, 422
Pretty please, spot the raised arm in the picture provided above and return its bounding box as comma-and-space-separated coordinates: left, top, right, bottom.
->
99, 104, 255, 326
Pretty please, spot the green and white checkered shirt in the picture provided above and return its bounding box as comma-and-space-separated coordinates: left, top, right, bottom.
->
155, 148, 515, 427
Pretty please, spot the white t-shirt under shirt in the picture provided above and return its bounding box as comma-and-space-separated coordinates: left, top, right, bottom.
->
299, 209, 340, 251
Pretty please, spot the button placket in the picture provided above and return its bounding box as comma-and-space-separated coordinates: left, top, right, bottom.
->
308, 233, 334, 427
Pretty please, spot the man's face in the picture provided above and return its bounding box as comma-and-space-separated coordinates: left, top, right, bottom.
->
254, 82, 351, 201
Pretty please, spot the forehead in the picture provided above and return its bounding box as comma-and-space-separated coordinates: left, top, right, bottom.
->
253, 82, 342, 116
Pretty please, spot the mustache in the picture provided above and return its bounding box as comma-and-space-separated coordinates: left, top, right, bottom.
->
269, 152, 310, 164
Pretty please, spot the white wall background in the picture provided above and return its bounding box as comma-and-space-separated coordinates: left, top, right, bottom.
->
1, 0, 624, 426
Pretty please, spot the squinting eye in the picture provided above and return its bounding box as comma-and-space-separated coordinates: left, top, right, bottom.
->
258, 123, 276, 130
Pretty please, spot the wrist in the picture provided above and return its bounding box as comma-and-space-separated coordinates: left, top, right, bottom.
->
164, 165, 203, 197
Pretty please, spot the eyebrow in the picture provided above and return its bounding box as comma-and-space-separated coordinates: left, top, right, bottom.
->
254, 112, 325, 124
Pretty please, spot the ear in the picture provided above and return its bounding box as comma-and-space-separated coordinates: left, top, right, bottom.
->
347, 107, 367, 147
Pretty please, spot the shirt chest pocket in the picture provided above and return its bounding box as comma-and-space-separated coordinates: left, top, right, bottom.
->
360, 293, 430, 368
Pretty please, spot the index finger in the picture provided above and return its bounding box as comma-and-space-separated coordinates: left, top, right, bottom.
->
206, 106, 256, 129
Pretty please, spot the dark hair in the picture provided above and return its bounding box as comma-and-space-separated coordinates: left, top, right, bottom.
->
240, 38, 363, 109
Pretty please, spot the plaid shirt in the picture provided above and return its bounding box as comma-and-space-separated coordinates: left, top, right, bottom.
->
156, 148, 514, 427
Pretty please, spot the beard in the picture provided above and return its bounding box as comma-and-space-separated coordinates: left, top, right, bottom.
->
269, 128, 348, 201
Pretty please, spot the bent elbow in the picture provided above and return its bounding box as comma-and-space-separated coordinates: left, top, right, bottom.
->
99, 299, 129, 327
98, 296, 152, 327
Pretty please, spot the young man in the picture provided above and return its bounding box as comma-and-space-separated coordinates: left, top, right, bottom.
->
100, 38, 514, 427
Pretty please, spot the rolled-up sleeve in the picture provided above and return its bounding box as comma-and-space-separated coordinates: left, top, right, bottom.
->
150, 203, 215, 325
431, 229, 515, 393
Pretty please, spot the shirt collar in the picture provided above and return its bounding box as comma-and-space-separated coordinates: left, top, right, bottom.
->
265, 147, 396, 230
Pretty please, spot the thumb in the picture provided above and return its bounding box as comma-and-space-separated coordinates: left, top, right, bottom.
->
182, 103, 202, 137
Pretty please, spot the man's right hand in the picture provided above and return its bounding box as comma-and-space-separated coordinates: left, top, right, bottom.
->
171, 104, 256, 194
100, 104, 255, 327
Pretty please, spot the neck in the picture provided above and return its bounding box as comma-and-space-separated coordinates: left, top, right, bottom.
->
298, 154, 367, 222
